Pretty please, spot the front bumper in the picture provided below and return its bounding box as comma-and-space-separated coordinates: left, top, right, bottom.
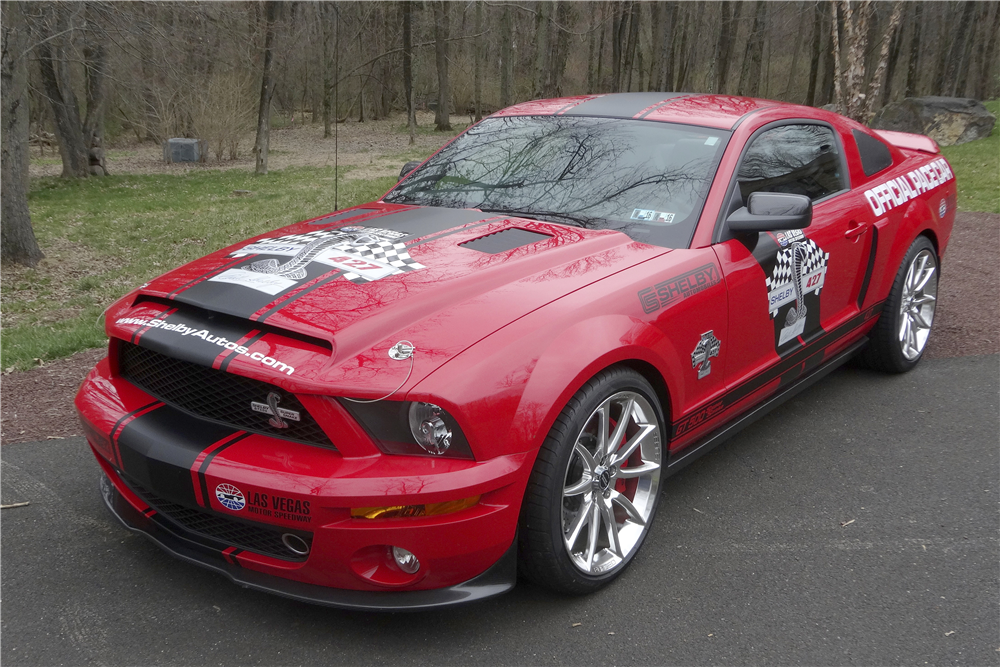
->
99, 469, 517, 611
77, 357, 528, 608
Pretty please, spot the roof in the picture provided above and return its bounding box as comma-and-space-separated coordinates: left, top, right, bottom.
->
491, 93, 786, 130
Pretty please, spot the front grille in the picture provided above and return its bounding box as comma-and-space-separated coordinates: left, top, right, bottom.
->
118, 342, 336, 449
124, 475, 312, 561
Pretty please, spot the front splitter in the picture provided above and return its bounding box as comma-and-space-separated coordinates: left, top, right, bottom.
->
100, 473, 517, 611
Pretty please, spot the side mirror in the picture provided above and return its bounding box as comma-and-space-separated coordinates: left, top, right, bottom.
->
399, 160, 421, 180
727, 192, 812, 232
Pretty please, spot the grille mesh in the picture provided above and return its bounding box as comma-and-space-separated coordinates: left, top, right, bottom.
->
118, 342, 335, 449
124, 475, 312, 561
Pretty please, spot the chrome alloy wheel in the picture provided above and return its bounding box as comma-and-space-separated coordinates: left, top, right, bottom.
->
898, 249, 937, 361
561, 391, 662, 575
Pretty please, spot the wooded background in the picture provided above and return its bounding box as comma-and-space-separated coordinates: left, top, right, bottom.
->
2, 1, 998, 265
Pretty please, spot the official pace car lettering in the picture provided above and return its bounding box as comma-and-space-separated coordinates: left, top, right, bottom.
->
863, 157, 954, 217
115, 317, 295, 375
637, 263, 721, 314
765, 238, 829, 346
246, 492, 311, 523
208, 227, 424, 295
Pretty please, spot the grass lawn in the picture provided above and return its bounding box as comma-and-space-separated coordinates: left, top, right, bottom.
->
2, 167, 398, 370
2, 106, 997, 370
940, 99, 1000, 214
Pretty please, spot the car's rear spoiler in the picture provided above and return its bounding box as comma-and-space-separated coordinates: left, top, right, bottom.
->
874, 129, 940, 155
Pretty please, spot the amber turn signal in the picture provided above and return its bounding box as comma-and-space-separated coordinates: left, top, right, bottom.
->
351, 495, 480, 520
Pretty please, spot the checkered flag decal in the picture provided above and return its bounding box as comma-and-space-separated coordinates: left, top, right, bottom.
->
765, 239, 829, 317
333, 240, 425, 284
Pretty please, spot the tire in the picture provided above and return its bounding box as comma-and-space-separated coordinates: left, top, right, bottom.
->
859, 235, 938, 373
518, 367, 665, 594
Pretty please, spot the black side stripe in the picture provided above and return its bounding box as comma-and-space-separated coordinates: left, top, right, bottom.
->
670, 302, 883, 436
197, 432, 252, 510
857, 226, 879, 309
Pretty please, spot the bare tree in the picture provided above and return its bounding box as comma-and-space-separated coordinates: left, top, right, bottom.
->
473, 1, 483, 121
904, 2, 922, 97
402, 1, 415, 141
322, 3, 335, 138
863, 0, 903, 122
737, 1, 767, 97
712, 1, 738, 94
2, 0, 44, 267
253, 1, 280, 175
500, 5, 513, 106
434, 1, 451, 131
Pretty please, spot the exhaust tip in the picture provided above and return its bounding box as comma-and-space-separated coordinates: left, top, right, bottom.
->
281, 533, 310, 556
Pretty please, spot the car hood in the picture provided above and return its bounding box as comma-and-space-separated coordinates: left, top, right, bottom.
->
107, 204, 668, 396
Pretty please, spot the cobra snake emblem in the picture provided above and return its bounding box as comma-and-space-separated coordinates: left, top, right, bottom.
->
242, 233, 378, 280
265, 391, 288, 429
784, 241, 809, 328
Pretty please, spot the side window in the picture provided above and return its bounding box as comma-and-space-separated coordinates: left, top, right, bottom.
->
852, 129, 894, 177
737, 124, 846, 202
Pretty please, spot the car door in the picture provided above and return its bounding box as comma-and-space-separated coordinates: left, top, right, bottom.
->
712, 121, 871, 401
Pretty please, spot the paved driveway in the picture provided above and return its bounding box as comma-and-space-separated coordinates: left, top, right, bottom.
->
2, 355, 997, 666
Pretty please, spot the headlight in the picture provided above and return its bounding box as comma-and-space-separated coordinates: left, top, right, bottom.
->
339, 399, 475, 459
408, 402, 452, 455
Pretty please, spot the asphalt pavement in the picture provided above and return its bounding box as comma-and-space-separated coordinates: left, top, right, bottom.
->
2, 355, 998, 666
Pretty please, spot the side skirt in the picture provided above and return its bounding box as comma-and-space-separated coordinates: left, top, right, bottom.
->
664, 337, 868, 476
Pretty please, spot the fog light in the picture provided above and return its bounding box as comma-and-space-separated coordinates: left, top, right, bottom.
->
392, 546, 420, 574
408, 402, 452, 455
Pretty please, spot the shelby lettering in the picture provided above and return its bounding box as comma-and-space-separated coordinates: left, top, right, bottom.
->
115, 317, 295, 375
638, 264, 721, 314
864, 158, 954, 217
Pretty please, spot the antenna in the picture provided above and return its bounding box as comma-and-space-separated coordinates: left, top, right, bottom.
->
334, 4, 340, 211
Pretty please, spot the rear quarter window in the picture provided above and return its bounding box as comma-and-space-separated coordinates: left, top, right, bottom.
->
853, 129, 894, 177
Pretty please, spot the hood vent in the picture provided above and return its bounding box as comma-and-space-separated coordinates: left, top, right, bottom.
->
459, 228, 552, 254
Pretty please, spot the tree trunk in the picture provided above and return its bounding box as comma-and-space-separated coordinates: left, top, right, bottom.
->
713, 1, 737, 94
322, 3, 333, 138
532, 1, 551, 98
82, 2, 108, 176
473, 1, 483, 120
623, 2, 639, 92
953, 3, 982, 97
254, 1, 279, 175
880, 2, 905, 106
842, 0, 871, 122
904, 2, 922, 97
943, 1, 975, 97
612, 2, 626, 92
806, 2, 823, 106
402, 1, 415, 142
863, 0, 903, 123
547, 1, 572, 97
587, 3, 599, 93
32, 3, 89, 178
2, 1, 44, 267
979, 5, 1000, 99
500, 5, 513, 106
831, 1, 843, 113
659, 2, 677, 91
737, 0, 766, 97
434, 1, 451, 131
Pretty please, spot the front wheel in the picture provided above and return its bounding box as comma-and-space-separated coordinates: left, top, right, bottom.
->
518, 367, 664, 594
860, 235, 938, 373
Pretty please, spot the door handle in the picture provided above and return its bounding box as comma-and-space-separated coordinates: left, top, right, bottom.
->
845, 220, 868, 240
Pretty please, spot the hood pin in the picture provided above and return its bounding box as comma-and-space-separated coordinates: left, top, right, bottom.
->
388, 341, 415, 360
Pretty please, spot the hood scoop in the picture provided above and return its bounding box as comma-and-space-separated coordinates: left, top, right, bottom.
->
459, 228, 553, 254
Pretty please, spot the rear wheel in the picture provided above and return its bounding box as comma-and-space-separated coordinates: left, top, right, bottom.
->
860, 236, 938, 373
518, 367, 664, 594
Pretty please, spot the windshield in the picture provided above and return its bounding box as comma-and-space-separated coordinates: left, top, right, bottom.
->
384, 115, 730, 249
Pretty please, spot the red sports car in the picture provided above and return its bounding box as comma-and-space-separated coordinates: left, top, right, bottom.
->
76, 93, 955, 609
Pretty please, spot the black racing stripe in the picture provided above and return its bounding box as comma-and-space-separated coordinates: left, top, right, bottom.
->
405, 217, 502, 249
167, 255, 251, 298
219, 331, 267, 372
172, 254, 339, 320
253, 271, 344, 323
130, 307, 175, 344
636, 94, 692, 119
117, 405, 239, 509
349, 206, 493, 240
134, 309, 258, 369
307, 208, 384, 226
197, 432, 252, 508
563, 92, 689, 118
229, 549, 244, 568
110, 401, 162, 467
